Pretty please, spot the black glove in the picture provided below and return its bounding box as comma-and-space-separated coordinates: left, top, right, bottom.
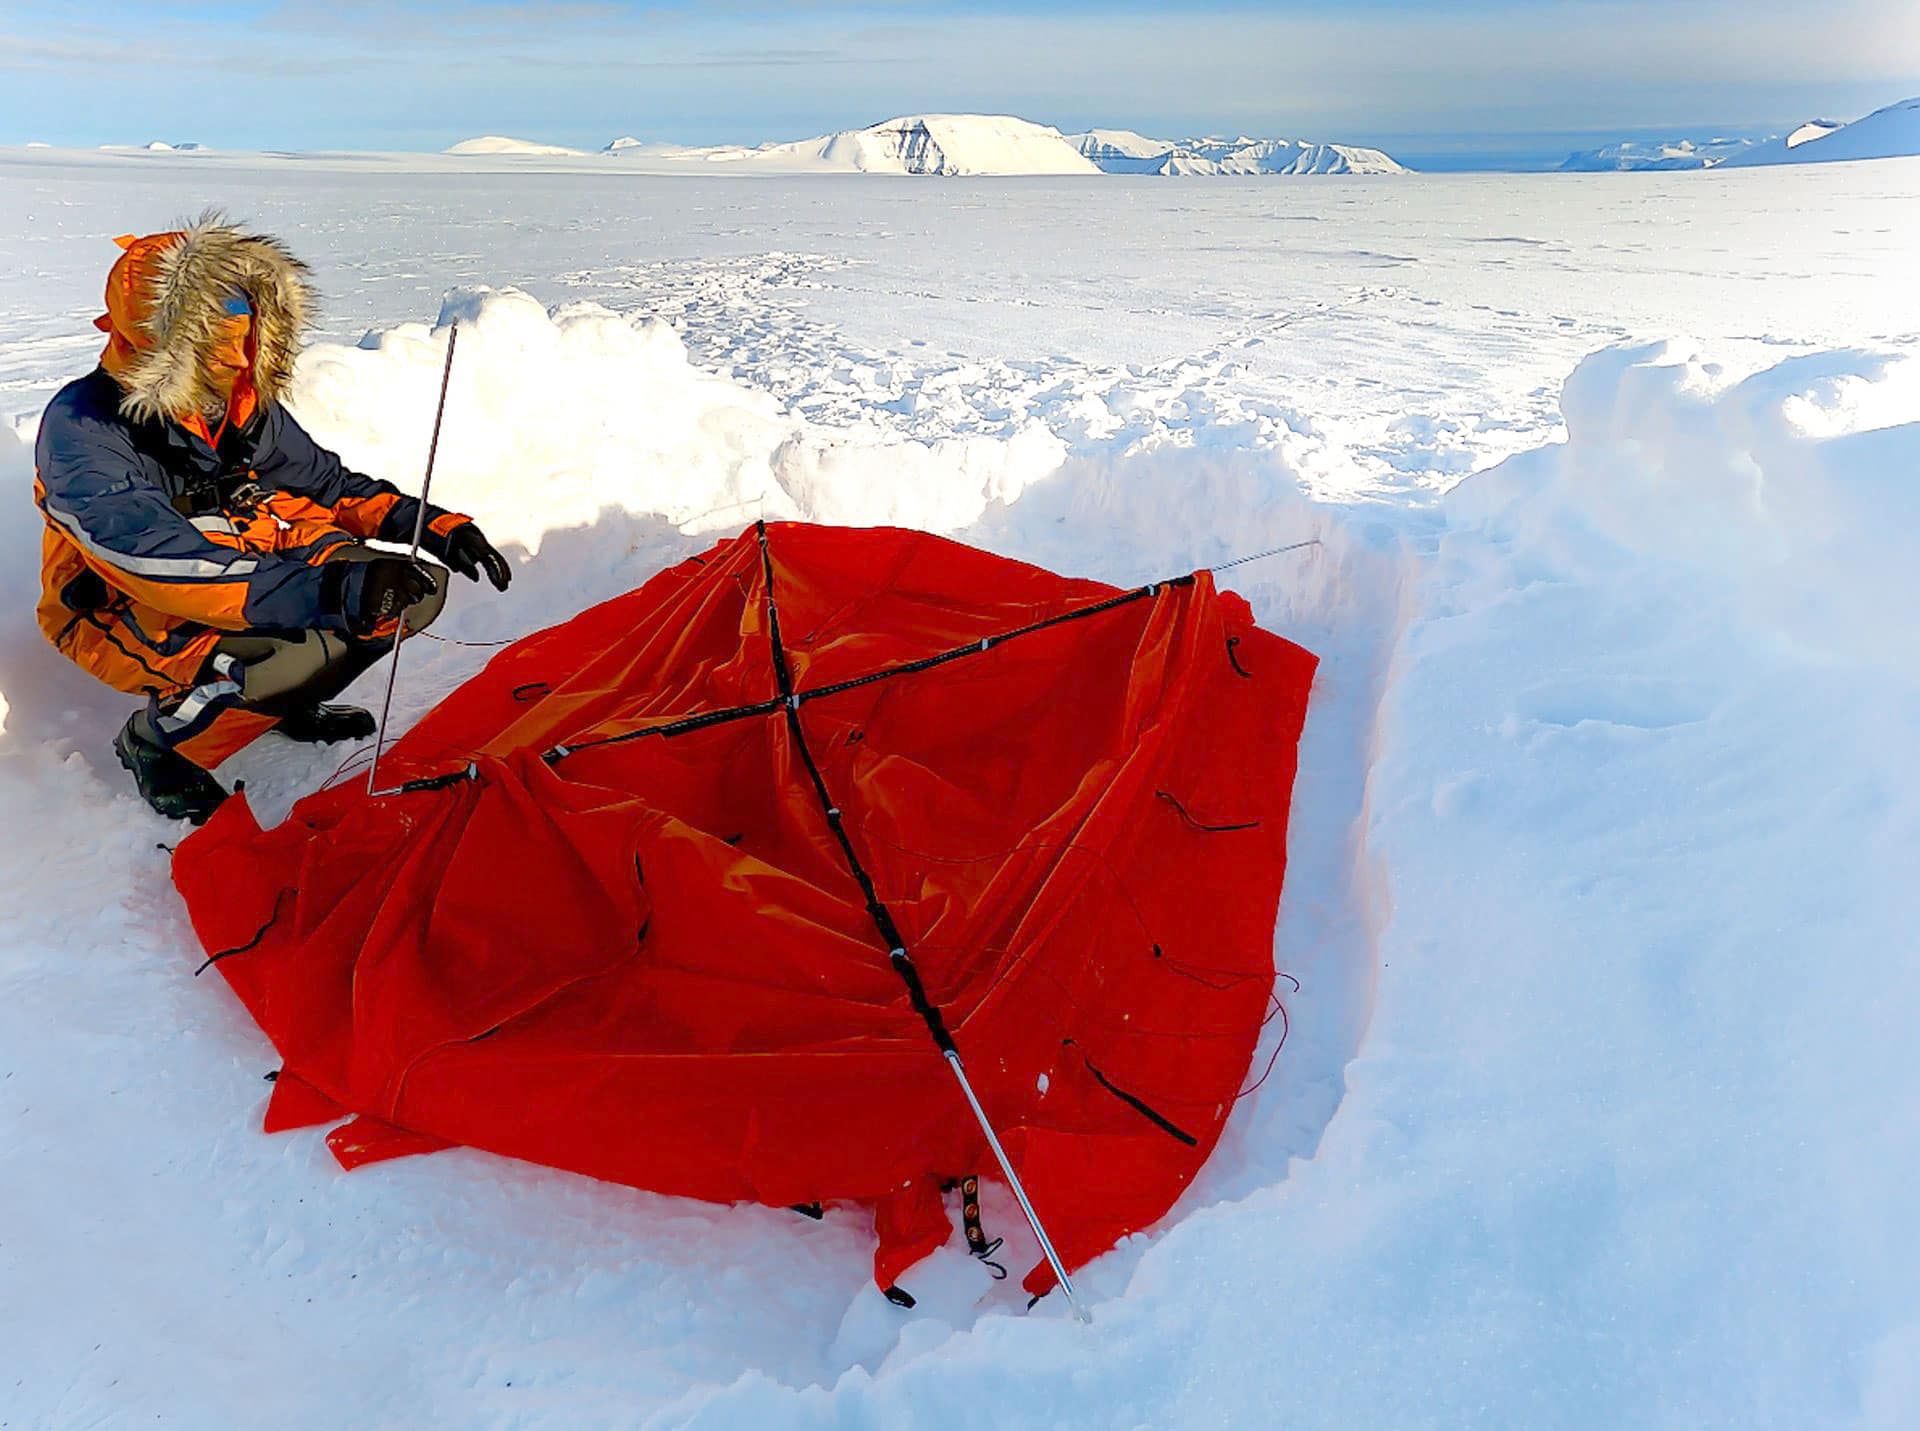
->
342, 557, 439, 637
430, 521, 512, 592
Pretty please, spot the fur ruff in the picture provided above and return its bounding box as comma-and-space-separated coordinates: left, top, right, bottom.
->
116, 213, 313, 423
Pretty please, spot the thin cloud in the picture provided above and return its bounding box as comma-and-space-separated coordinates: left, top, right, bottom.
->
4, 0, 1916, 150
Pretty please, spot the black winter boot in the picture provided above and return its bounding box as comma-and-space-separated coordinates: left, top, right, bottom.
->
276, 703, 377, 744
114, 713, 229, 825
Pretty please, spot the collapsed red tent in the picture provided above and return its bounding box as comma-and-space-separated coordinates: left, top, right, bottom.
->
173, 521, 1317, 1298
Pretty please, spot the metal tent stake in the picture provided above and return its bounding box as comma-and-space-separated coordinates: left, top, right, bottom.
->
366, 321, 459, 798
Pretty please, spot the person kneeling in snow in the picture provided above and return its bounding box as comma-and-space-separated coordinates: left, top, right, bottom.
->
32, 217, 511, 824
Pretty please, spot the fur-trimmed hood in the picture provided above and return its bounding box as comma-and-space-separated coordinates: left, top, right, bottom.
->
95, 214, 313, 423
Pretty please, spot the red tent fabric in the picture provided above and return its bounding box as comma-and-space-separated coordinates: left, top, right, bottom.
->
173, 522, 1317, 1295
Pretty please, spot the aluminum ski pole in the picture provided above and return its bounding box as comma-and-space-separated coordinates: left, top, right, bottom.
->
366, 321, 458, 798
942, 1048, 1092, 1323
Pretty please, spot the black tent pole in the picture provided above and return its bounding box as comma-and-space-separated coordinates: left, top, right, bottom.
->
755, 520, 1091, 1323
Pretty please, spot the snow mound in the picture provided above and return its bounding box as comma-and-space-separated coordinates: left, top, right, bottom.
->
1721, 96, 1920, 166
1069, 130, 1408, 175
1450, 340, 1920, 666
0, 286, 1069, 763
301, 288, 1068, 544
603, 136, 644, 152
445, 136, 586, 157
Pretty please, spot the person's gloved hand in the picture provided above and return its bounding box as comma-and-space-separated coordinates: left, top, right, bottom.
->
430, 521, 512, 592
343, 557, 440, 637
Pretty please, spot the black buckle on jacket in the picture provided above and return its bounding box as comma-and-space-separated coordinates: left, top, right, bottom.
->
226, 480, 266, 518
169, 473, 262, 521
170, 480, 221, 518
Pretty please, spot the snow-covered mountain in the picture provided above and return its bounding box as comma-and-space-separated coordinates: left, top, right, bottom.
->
1558, 136, 1769, 171
1069, 128, 1175, 173
1784, 119, 1846, 149
769, 114, 1097, 175
607, 116, 1098, 176
97, 140, 207, 154
1719, 96, 1920, 167
1556, 101, 1912, 172
1069, 130, 1407, 175
445, 136, 587, 157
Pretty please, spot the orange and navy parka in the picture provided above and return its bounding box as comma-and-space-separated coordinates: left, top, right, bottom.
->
34, 219, 467, 767
35, 367, 460, 690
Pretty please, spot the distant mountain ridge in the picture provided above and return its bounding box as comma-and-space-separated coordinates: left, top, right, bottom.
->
1719, 97, 1920, 167
563, 115, 1097, 174
1559, 96, 1917, 172
1558, 135, 1772, 171
445, 115, 1405, 176
1069, 128, 1407, 175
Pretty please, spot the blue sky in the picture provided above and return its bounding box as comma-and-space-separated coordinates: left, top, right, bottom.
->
2, 0, 1916, 163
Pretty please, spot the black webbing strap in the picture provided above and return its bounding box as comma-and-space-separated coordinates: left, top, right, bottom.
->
1067, 1039, 1200, 1147
754, 521, 959, 1057
958, 1173, 1007, 1278
1154, 789, 1260, 834
395, 763, 480, 795
194, 886, 296, 977
542, 696, 785, 763
792, 573, 1195, 706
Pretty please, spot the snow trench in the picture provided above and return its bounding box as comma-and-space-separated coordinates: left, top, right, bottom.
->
3, 292, 1917, 1427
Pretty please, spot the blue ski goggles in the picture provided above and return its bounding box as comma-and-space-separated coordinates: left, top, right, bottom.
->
221, 288, 253, 317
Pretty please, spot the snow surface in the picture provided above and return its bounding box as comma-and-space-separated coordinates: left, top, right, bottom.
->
1722, 96, 1920, 167
2, 149, 1919, 1427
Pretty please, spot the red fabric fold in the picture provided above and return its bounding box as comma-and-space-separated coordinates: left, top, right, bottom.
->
327, 1116, 456, 1170
263, 1069, 346, 1133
